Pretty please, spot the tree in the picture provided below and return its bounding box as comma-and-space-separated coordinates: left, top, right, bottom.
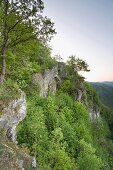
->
67, 55, 90, 73
65, 56, 90, 98
0, 0, 56, 83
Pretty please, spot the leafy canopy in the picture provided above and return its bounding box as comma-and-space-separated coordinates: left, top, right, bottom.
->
0, 0, 56, 49
67, 55, 90, 73
0, 0, 56, 83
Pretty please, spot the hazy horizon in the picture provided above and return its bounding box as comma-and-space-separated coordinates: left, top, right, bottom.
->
44, 0, 113, 82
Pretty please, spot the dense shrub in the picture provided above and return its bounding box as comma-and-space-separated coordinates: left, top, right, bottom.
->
0, 79, 19, 102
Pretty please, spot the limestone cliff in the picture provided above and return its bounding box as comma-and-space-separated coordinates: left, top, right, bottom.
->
32, 64, 101, 121
0, 90, 26, 142
89, 104, 100, 121
0, 90, 36, 169
33, 66, 60, 97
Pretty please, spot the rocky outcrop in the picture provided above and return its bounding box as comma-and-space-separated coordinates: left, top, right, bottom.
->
89, 104, 100, 121
76, 89, 83, 101
0, 90, 37, 169
33, 66, 60, 97
58, 62, 67, 78
0, 127, 33, 170
0, 90, 26, 142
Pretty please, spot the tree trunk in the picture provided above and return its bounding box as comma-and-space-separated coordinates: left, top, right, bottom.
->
0, 49, 7, 84
0, 0, 9, 84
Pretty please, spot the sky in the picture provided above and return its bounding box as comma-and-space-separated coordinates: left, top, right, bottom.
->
43, 0, 113, 82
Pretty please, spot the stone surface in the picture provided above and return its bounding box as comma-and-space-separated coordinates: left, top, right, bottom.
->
33, 66, 60, 97
0, 127, 33, 170
58, 62, 67, 78
89, 104, 100, 121
0, 90, 37, 169
32, 157, 37, 168
76, 89, 83, 101
16, 159, 24, 169
0, 90, 26, 142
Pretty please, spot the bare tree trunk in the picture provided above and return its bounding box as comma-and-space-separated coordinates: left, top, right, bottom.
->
0, 0, 9, 84
0, 49, 7, 84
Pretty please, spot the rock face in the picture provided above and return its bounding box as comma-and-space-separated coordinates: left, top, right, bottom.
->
0, 127, 33, 170
33, 66, 60, 97
58, 62, 67, 78
0, 90, 37, 169
89, 104, 100, 121
0, 90, 26, 142
76, 89, 83, 101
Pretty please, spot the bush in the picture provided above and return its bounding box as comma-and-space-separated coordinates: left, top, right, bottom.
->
77, 139, 103, 170
0, 79, 19, 102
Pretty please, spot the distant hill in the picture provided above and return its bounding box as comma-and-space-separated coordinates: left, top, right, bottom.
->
90, 82, 113, 109
101, 81, 113, 87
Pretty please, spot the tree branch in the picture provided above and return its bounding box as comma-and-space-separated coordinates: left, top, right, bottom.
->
9, 35, 36, 48
7, 11, 33, 33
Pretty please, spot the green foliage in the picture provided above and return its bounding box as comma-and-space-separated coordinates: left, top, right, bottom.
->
58, 80, 75, 96
48, 149, 76, 170
6, 40, 56, 93
16, 95, 75, 168
17, 85, 113, 169
0, 5, 112, 167
29, 42, 57, 71
17, 98, 50, 167
72, 102, 92, 144
0, 0, 56, 46
0, 0, 56, 83
56, 93, 74, 109
85, 82, 100, 108
91, 82, 113, 109
0, 78, 19, 102
67, 55, 90, 73
92, 119, 110, 140
17, 92, 104, 169
58, 56, 90, 100
1, 50, 113, 169
77, 139, 103, 170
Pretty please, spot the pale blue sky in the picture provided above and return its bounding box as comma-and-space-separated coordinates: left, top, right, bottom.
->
44, 0, 113, 82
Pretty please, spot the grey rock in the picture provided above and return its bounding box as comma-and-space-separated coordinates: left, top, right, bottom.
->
16, 159, 24, 169
33, 66, 60, 97
89, 104, 100, 121
58, 62, 67, 78
76, 89, 83, 101
0, 90, 26, 142
32, 157, 37, 168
